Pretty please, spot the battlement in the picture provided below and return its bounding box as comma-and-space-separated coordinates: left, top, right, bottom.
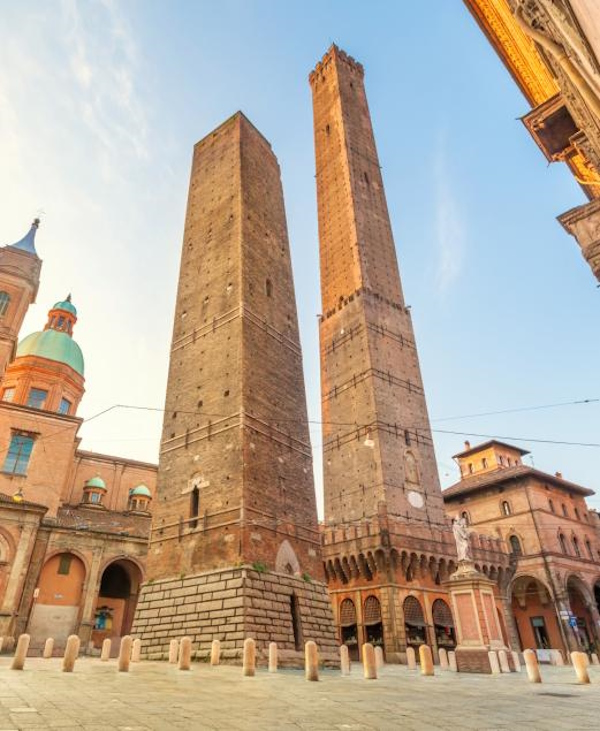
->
309, 44, 364, 86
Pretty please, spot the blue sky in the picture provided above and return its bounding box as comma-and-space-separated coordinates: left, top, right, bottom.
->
1, 0, 598, 514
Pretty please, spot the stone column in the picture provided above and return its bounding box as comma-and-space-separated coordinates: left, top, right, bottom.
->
77, 548, 105, 646
498, 592, 521, 651
0, 524, 38, 637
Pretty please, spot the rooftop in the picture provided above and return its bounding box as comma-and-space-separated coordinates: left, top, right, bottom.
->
443, 464, 594, 500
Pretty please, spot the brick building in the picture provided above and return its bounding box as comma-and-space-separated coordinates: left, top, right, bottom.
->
464, 0, 600, 282
310, 46, 511, 665
444, 439, 600, 659
0, 221, 157, 652
132, 113, 337, 665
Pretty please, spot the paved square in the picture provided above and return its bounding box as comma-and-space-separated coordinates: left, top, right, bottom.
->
0, 657, 598, 730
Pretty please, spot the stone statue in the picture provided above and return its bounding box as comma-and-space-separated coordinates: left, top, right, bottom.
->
452, 516, 473, 563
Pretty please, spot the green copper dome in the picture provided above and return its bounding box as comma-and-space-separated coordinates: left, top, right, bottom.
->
16, 330, 84, 376
130, 484, 151, 497
52, 296, 77, 316
85, 476, 107, 490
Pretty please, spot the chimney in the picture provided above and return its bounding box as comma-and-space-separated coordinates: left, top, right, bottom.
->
464, 440, 471, 451
555, 471, 562, 479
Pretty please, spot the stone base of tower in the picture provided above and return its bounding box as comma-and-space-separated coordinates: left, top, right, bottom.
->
131, 566, 339, 667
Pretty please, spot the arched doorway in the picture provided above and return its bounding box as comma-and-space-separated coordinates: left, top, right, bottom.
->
567, 576, 595, 655
339, 598, 359, 661
363, 595, 384, 651
28, 552, 86, 645
511, 575, 562, 653
92, 559, 142, 649
432, 598, 456, 650
403, 595, 427, 656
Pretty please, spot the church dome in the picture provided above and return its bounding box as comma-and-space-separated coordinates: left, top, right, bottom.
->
85, 476, 107, 490
130, 484, 151, 497
52, 298, 77, 316
17, 329, 84, 376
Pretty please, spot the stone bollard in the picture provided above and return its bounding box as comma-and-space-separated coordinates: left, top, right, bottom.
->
419, 645, 434, 676
131, 639, 141, 663
362, 643, 377, 679
178, 637, 192, 670
511, 650, 521, 672
488, 650, 500, 675
243, 638, 256, 677
591, 653, 599, 666
571, 651, 591, 684
448, 650, 458, 672
43, 638, 54, 659
62, 635, 80, 672
438, 648, 449, 670
551, 649, 564, 666
101, 638, 111, 661
340, 645, 350, 676
168, 639, 179, 664
11, 634, 30, 671
118, 636, 133, 672
523, 649, 542, 683
305, 640, 319, 681
498, 650, 511, 674
374, 646, 384, 670
268, 642, 277, 673
406, 646, 417, 670
211, 639, 221, 666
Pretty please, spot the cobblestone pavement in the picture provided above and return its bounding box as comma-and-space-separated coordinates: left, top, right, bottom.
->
0, 657, 598, 730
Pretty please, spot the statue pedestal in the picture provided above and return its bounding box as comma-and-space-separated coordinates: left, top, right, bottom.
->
445, 563, 509, 674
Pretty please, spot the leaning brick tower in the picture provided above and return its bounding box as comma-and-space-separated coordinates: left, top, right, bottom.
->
310, 47, 460, 663
132, 112, 337, 663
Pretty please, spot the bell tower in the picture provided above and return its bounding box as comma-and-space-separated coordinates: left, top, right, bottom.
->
0, 220, 42, 375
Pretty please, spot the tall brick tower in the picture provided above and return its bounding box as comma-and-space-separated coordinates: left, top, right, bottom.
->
310, 47, 444, 528
309, 47, 495, 664
133, 112, 337, 663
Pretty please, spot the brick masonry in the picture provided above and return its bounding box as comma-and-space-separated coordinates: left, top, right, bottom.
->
132, 567, 339, 665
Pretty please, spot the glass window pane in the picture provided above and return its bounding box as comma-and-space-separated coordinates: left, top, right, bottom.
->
26, 388, 48, 409
58, 398, 71, 415
2, 387, 15, 402
3, 434, 34, 475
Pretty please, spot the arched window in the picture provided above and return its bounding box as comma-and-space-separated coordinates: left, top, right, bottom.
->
190, 486, 200, 529
562, 503, 568, 517
575, 508, 580, 521
559, 533, 568, 554
585, 539, 593, 560
572, 536, 581, 558
0, 291, 10, 317
501, 501, 511, 516
509, 535, 522, 556
339, 598, 357, 627
549, 499, 555, 514
364, 595, 382, 625
461, 511, 470, 525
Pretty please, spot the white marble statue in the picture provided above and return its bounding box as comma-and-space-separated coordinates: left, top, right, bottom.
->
452, 516, 473, 563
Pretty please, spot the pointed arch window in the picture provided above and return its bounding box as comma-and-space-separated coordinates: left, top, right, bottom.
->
501, 501, 511, 516
0, 291, 10, 317
572, 536, 581, 558
509, 535, 522, 556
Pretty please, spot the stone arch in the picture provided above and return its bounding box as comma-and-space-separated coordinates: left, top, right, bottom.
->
275, 539, 300, 576
509, 574, 561, 652
0, 528, 16, 562
432, 598, 456, 649
93, 558, 143, 646
363, 594, 384, 648
566, 573, 597, 653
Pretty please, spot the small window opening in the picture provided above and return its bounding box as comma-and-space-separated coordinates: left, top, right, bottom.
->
266, 279, 273, 297
190, 487, 200, 529
58, 554, 73, 575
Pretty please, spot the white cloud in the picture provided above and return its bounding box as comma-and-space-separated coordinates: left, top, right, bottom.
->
433, 137, 466, 296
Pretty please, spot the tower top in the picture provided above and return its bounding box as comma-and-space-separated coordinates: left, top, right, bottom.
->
6, 218, 40, 257
309, 44, 364, 86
